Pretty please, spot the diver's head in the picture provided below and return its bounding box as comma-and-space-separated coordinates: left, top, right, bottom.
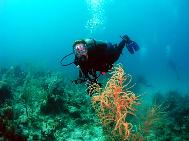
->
73, 40, 88, 62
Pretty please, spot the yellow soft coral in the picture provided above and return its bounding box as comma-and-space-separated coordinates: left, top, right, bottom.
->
91, 64, 140, 140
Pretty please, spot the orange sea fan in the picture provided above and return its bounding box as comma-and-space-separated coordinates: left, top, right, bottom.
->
91, 64, 140, 140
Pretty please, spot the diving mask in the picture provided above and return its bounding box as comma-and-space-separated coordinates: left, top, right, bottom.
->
74, 43, 88, 60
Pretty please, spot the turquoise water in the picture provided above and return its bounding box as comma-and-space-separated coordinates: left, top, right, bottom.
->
0, 0, 188, 93
0, 0, 189, 140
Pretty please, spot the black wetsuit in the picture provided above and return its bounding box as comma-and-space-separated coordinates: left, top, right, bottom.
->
74, 38, 126, 83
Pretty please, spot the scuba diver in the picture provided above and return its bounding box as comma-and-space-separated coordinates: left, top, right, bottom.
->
61, 35, 139, 86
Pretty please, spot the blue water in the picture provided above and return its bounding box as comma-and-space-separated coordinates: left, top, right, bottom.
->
0, 0, 189, 94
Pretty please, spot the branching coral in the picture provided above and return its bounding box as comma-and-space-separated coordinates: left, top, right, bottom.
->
91, 64, 140, 140
140, 103, 167, 140
130, 103, 167, 141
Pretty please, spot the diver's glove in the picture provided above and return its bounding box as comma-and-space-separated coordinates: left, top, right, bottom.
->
120, 35, 140, 54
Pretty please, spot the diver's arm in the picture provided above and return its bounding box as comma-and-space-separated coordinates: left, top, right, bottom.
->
74, 57, 79, 66
73, 58, 85, 84
72, 68, 99, 84
72, 70, 87, 84
72, 66, 89, 84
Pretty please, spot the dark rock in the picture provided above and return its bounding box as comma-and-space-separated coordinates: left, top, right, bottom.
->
0, 81, 12, 104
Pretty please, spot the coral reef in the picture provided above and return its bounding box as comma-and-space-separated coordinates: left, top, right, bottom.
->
40, 79, 68, 114
152, 90, 189, 140
0, 103, 27, 141
0, 64, 188, 141
0, 65, 100, 141
136, 103, 167, 140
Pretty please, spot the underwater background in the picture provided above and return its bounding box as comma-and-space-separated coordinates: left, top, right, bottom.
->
0, 0, 189, 141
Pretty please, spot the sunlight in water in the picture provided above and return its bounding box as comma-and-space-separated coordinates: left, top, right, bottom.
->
85, 0, 113, 34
